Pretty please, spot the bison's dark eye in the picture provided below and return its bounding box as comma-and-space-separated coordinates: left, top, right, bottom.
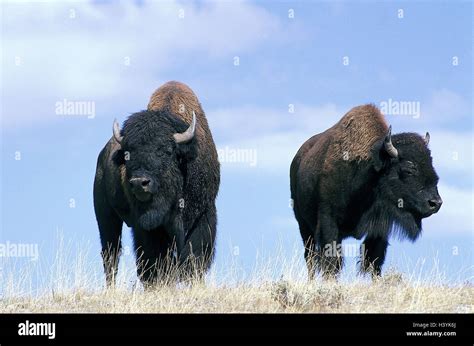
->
113, 149, 126, 165
400, 161, 418, 177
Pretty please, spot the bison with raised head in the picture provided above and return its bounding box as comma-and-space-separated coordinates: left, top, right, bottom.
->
290, 104, 442, 278
94, 81, 220, 287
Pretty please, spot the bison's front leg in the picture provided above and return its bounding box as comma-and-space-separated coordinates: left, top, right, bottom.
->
180, 207, 217, 282
360, 236, 388, 277
133, 228, 167, 287
317, 214, 343, 278
169, 213, 185, 260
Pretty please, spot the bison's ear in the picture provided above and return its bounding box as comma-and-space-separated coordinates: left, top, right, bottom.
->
112, 149, 126, 166
372, 126, 399, 172
372, 141, 386, 172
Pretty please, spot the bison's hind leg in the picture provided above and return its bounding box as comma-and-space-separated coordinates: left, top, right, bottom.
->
317, 213, 344, 279
298, 221, 318, 281
293, 199, 319, 281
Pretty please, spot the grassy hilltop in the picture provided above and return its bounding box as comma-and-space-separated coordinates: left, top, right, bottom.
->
0, 244, 472, 313
1, 275, 472, 313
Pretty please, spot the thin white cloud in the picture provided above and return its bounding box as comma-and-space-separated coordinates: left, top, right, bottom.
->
423, 183, 474, 235
428, 130, 473, 180
212, 103, 343, 172
2, 0, 281, 128
422, 89, 470, 126
211, 103, 341, 142
383, 88, 471, 131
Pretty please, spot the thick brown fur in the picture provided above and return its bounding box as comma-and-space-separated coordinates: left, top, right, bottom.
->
327, 104, 388, 162
290, 104, 441, 278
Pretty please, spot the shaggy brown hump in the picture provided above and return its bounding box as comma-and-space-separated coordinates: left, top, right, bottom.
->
147, 81, 203, 125
330, 104, 389, 162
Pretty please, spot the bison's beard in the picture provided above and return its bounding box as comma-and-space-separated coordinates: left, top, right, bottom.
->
134, 200, 172, 231
391, 209, 422, 241
136, 209, 165, 231
129, 192, 175, 231
356, 200, 422, 242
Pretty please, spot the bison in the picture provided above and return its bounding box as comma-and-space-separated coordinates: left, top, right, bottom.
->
94, 81, 220, 287
290, 104, 442, 279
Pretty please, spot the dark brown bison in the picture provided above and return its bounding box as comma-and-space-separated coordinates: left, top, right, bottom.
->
290, 104, 442, 278
94, 81, 220, 286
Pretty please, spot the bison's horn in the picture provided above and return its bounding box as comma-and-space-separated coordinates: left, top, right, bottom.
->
424, 132, 430, 146
384, 125, 398, 158
174, 111, 196, 144
113, 119, 123, 144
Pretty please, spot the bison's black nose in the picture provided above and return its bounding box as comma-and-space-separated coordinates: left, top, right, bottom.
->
129, 177, 152, 201
129, 177, 151, 189
428, 197, 442, 212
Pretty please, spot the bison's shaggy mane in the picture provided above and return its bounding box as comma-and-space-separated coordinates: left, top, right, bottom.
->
121, 109, 192, 148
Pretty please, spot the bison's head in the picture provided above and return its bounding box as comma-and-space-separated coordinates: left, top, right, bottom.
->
112, 110, 197, 231
372, 127, 442, 238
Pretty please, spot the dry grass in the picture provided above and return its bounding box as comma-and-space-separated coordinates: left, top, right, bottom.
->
0, 274, 472, 313
0, 241, 472, 313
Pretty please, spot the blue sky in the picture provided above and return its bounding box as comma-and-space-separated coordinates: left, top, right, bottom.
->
1, 0, 472, 288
